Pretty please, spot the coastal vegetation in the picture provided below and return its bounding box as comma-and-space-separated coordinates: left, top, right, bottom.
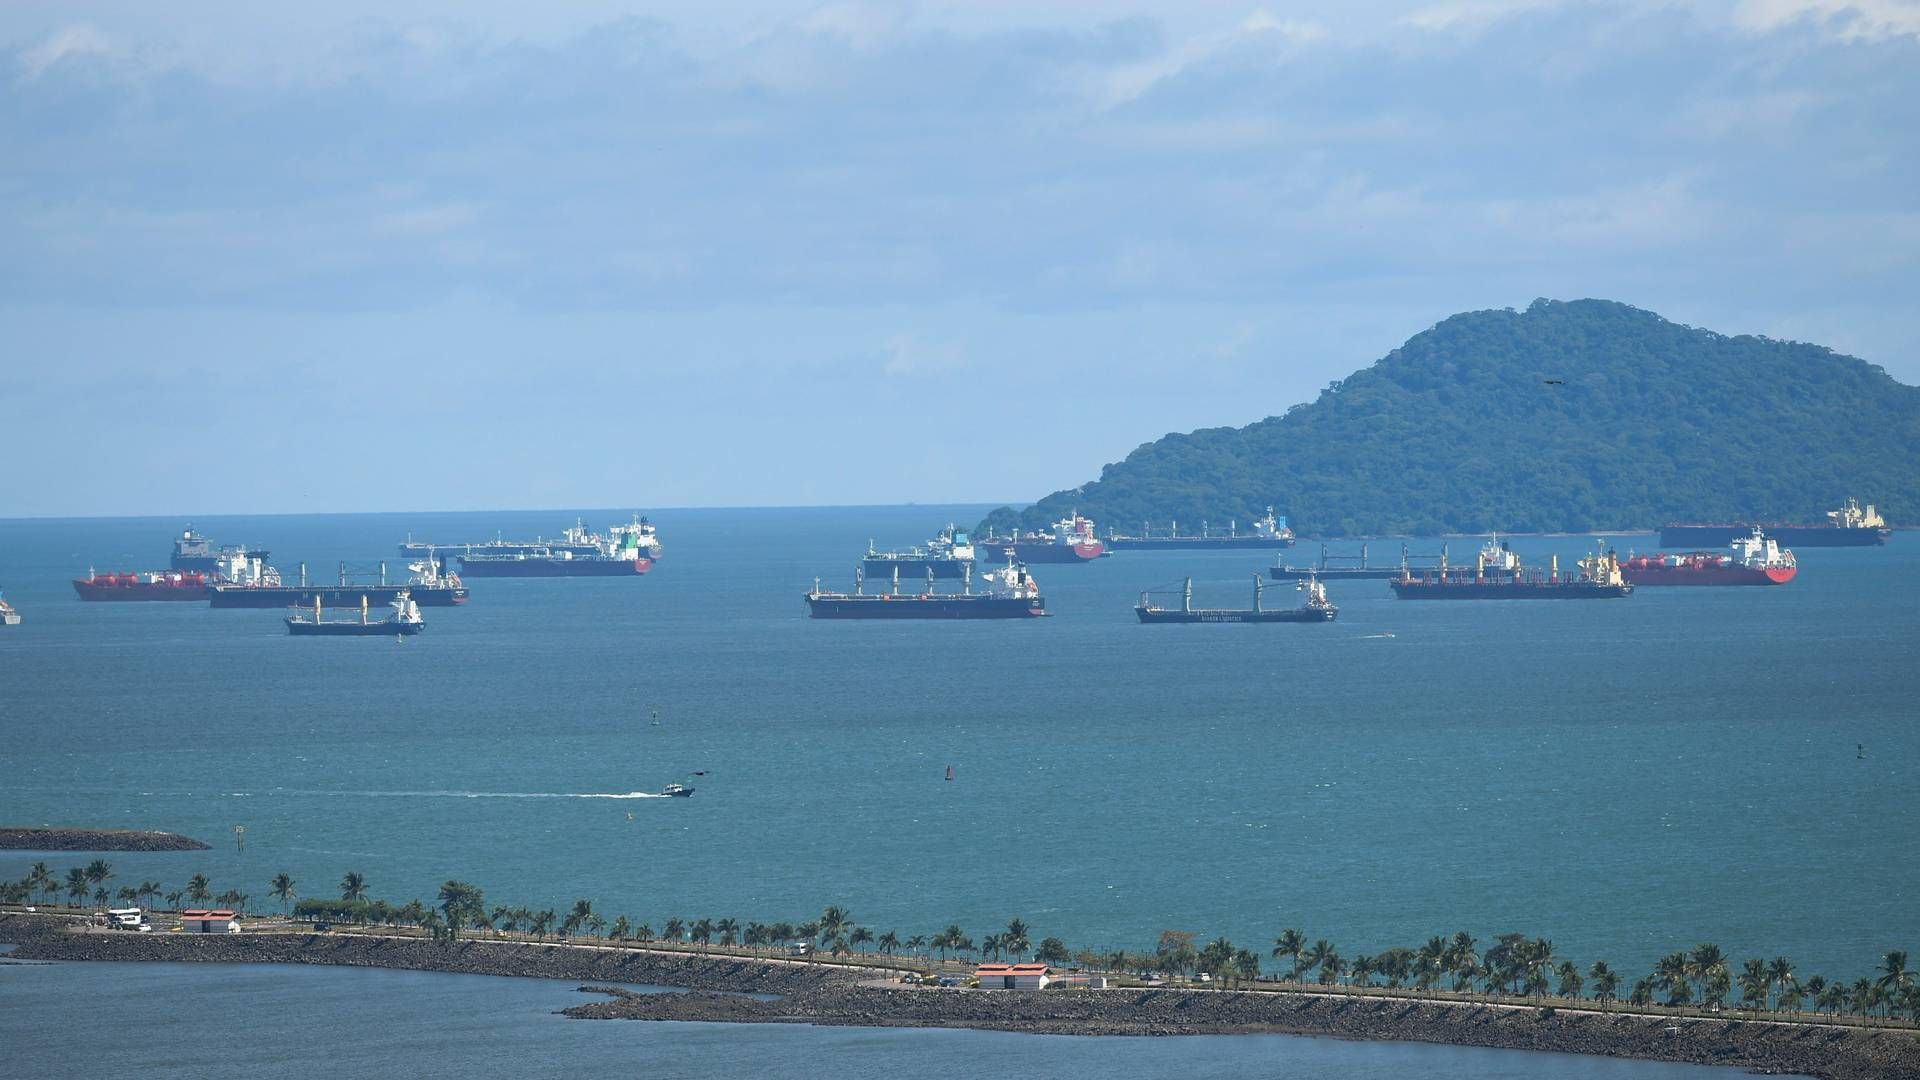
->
7, 866, 1918, 1026
980, 299, 1920, 538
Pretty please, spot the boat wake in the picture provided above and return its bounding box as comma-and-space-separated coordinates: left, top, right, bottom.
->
255, 789, 673, 800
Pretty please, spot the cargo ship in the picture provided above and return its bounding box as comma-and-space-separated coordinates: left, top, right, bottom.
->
1272, 542, 1457, 581
171, 527, 258, 572
806, 559, 1047, 619
1107, 507, 1296, 550
209, 552, 468, 607
1622, 529, 1797, 586
1390, 544, 1632, 599
0, 589, 19, 627
286, 593, 424, 637
1135, 574, 1337, 623
975, 514, 1105, 564
401, 515, 663, 560
863, 524, 974, 580
73, 569, 210, 601
1659, 498, 1890, 547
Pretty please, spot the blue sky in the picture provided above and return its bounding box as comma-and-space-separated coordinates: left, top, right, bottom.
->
2, 1, 1915, 517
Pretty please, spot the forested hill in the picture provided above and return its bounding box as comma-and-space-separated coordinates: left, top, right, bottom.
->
984, 299, 1920, 538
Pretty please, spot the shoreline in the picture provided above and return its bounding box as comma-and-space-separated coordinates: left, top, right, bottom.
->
0, 827, 209, 852
5, 915, 1913, 1079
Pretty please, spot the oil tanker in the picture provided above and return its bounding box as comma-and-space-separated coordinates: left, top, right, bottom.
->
1391, 545, 1633, 599
1660, 498, 1889, 547
457, 517, 657, 577
806, 559, 1046, 619
863, 524, 974, 580
1107, 507, 1295, 550
286, 594, 424, 636
1622, 529, 1797, 586
1135, 574, 1336, 623
974, 514, 1104, 564
402, 515, 663, 561
73, 569, 210, 601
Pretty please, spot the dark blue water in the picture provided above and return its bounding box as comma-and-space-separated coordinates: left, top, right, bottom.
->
0, 959, 1768, 1079
3, 507, 1915, 992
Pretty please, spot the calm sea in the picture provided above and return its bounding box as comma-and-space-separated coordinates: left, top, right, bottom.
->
1, 506, 1914, 1069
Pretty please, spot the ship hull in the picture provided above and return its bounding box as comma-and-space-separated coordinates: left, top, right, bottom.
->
456, 557, 651, 577
1135, 606, 1335, 623
1390, 579, 1633, 599
806, 595, 1046, 619
1659, 524, 1887, 547
74, 582, 209, 601
1622, 565, 1796, 586
1270, 566, 1404, 580
1110, 536, 1294, 550
973, 542, 1103, 564
286, 620, 424, 636
862, 557, 971, 580
169, 556, 221, 572
210, 585, 467, 607
402, 542, 602, 558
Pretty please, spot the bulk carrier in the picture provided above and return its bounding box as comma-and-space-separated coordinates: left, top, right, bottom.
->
286, 593, 425, 637
208, 552, 467, 607
1107, 507, 1295, 550
1660, 498, 1889, 547
1135, 574, 1337, 623
1390, 545, 1632, 599
1622, 529, 1797, 586
975, 514, 1105, 564
806, 559, 1047, 619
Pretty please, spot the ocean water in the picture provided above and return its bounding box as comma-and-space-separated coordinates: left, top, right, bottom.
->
1, 506, 1915, 992
0, 959, 1774, 1079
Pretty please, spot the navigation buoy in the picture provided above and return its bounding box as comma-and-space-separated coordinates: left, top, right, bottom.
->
945, 765, 953, 781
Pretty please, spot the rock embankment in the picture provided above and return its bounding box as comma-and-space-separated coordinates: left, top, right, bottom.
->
0, 827, 210, 852
0, 914, 850, 995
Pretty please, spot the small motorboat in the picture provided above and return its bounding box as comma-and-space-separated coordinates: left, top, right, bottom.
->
661, 783, 694, 797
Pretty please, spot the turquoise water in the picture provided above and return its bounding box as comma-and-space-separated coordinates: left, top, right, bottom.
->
0, 959, 1774, 1079
2, 506, 1915, 991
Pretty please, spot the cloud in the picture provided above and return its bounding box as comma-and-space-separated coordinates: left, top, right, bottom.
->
1733, 0, 1920, 41
17, 23, 117, 79
881, 333, 968, 377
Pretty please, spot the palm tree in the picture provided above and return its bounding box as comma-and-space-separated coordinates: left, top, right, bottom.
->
690, 918, 714, 950
269, 873, 297, 915
1656, 951, 1692, 1006
437, 881, 485, 939
1415, 936, 1448, 993
716, 918, 740, 946
530, 908, 556, 939
165, 890, 183, 908
339, 872, 367, 902
1272, 929, 1306, 981
770, 922, 796, 947
1877, 951, 1911, 1001
1318, 951, 1345, 986
27, 862, 55, 905
1687, 943, 1725, 999
138, 880, 163, 909
745, 922, 768, 948
1556, 961, 1584, 1000
1766, 957, 1795, 1012
936, 924, 964, 961
1234, 949, 1261, 986
1301, 939, 1333, 984
65, 868, 90, 905
1350, 955, 1375, 988
1816, 982, 1846, 1016
634, 923, 654, 943
84, 859, 113, 896
1589, 962, 1620, 1009
1738, 959, 1769, 1011
1003, 918, 1030, 960
663, 917, 686, 943
878, 931, 900, 955
848, 927, 874, 954
585, 913, 605, 939
906, 934, 927, 958
491, 905, 517, 936
817, 906, 852, 945
1629, 977, 1655, 1007
92, 887, 109, 907
609, 916, 631, 941
1376, 947, 1413, 989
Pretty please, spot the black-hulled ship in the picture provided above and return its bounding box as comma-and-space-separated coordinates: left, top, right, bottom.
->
1135, 574, 1337, 623
1660, 498, 1890, 547
171, 527, 259, 572
1390, 544, 1633, 599
1272, 542, 1455, 581
457, 519, 655, 577
208, 552, 468, 607
285, 593, 424, 636
1106, 507, 1295, 550
863, 524, 975, 580
806, 559, 1047, 619
402, 515, 664, 560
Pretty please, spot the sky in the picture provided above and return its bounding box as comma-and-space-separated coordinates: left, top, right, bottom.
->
1, 1, 1916, 517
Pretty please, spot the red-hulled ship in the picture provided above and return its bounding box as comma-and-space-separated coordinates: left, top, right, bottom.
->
975, 514, 1105, 564
73, 569, 211, 601
1621, 529, 1797, 586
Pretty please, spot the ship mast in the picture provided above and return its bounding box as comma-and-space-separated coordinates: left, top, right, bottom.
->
1253, 572, 1264, 613
1183, 577, 1192, 614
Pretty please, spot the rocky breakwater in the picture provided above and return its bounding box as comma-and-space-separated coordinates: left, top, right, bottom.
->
0, 827, 209, 852
564, 982, 1920, 1080
0, 914, 852, 996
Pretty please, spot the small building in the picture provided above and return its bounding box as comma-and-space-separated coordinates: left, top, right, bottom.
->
975, 962, 1050, 990
107, 906, 144, 929
181, 909, 239, 934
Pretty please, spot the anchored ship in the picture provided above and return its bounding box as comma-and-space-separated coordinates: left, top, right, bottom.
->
1107, 507, 1296, 550
863, 524, 975, 580
1660, 498, 1889, 547
806, 559, 1047, 619
285, 593, 424, 636
171, 527, 258, 572
401, 515, 663, 560
1622, 529, 1797, 586
1391, 543, 1633, 599
1272, 542, 1455, 581
0, 588, 19, 627
975, 514, 1105, 564
73, 569, 211, 601
209, 552, 467, 607
1135, 574, 1337, 623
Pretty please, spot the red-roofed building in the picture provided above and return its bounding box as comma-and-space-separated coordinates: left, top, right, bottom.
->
181, 909, 239, 934
975, 962, 1050, 990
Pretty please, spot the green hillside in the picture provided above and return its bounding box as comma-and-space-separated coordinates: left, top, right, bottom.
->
985, 299, 1920, 538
